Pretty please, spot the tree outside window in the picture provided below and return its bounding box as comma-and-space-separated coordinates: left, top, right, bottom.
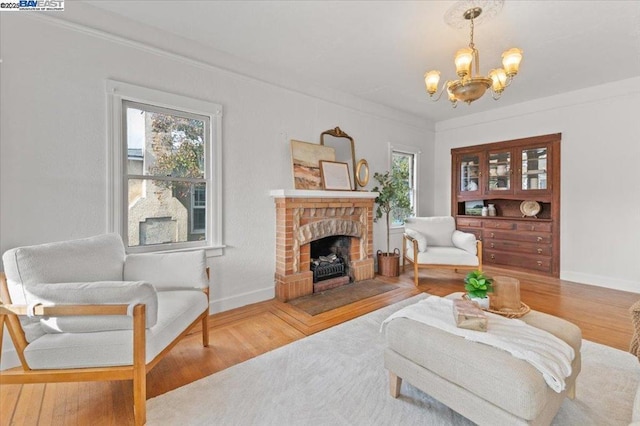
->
391, 151, 416, 226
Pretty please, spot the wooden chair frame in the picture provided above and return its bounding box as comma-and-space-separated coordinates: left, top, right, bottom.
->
402, 234, 483, 286
0, 271, 210, 426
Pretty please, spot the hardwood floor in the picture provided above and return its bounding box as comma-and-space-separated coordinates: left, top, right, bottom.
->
1, 266, 637, 425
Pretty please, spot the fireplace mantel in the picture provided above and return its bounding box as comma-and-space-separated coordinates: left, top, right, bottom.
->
271, 189, 377, 301
269, 189, 378, 199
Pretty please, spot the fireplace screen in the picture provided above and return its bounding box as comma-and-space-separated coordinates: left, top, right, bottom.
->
310, 236, 351, 283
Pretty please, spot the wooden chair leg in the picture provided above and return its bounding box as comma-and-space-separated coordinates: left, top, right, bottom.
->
201, 314, 209, 347
133, 305, 147, 426
389, 371, 402, 398
413, 262, 419, 287
567, 382, 576, 400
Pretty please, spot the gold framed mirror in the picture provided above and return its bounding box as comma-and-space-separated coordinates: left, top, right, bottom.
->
355, 159, 369, 188
320, 127, 356, 190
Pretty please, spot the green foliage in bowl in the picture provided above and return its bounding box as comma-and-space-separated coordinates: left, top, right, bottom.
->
464, 270, 494, 299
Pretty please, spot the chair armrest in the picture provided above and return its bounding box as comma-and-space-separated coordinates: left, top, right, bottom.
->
403, 233, 419, 256
0, 303, 130, 316
124, 250, 208, 290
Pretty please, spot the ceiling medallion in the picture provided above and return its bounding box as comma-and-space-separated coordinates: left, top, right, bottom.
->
424, 0, 522, 107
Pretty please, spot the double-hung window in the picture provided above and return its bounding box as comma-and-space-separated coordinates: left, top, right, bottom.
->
390, 146, 419, 226
107, 81, 223, 254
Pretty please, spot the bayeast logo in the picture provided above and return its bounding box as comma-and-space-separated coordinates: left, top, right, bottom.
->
20, 0, 63, 8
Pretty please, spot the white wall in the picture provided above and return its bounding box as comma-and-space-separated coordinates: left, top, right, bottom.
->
0, 14, 434, 310
433, 77, 640, 293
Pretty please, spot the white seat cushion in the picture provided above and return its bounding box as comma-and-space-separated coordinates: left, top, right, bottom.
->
23, 290, 208, 369
406, 246, 479, 267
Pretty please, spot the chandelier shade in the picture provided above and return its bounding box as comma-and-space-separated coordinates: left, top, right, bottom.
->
424, 5, 522, 107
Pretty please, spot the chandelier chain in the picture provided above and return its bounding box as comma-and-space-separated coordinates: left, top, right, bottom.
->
469, 14, 475, 50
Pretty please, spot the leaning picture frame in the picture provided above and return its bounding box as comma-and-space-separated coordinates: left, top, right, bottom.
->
319, 160, 352, 191
290, 140, 336, 190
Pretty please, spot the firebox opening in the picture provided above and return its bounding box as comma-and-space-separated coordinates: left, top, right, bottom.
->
310, 236, 352, 291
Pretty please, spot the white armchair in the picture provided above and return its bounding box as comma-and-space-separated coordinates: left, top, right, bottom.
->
0, 234, 210, 425
403, 216, 482, 286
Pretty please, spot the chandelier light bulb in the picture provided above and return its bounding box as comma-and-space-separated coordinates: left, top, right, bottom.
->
502, 48, 523, 77
489, 68, 507, 93
454, 48, 474, 78
424, 70, 441, 95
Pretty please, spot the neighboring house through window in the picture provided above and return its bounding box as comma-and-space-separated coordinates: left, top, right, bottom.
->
107, 81, 223, 255
390, 145, 419, 226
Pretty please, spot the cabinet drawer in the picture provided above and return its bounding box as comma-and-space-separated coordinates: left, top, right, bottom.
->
516, 222, 552, 232
457, 218, 483, 227
484, 230, 551, 244
484, 250, 552, 273
485, 240, 552, 256
483, 220, 516, 230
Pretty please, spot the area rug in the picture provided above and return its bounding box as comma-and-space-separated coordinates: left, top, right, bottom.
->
147, 294, 640, 425
287, 279, 398, 315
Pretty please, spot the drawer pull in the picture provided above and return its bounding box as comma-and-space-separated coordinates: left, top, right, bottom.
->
531, 225, 535, 231
537, 248, 542, 254
490, 243, 495, 248
536, 236, 543, 242
491, 232, 495, 238
537, 261, 543, 266
490, 254, 495, 260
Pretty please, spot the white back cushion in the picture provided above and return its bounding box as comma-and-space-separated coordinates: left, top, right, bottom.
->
2, 233, 126, 300
404, 217, 456, 247
124, 250, 208, 290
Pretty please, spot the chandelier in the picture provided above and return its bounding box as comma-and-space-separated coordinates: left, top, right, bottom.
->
424, 5, 523, 107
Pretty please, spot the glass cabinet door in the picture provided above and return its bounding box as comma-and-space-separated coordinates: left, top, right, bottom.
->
520, 146, 548, 191
459, 153, 481, 194
487, 150, 511, 192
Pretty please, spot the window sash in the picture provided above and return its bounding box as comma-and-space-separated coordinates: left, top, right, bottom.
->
391, 149, 418, 226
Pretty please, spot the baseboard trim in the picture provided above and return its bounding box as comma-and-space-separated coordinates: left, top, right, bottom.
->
208, 287, 275, 315
561, 271, 640, 294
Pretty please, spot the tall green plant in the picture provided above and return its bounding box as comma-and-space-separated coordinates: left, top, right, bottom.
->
372, 168, 412, 254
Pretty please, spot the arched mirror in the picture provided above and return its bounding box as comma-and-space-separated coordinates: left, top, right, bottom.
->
320, 127, 356, 190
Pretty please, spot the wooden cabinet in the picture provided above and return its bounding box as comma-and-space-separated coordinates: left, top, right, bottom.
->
452, 134, 561, 277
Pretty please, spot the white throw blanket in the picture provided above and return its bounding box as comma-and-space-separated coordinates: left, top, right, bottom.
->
380, 296, 575, 393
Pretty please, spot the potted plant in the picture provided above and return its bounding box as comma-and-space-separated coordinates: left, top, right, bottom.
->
372, 168, 412, 277
464, 270, 494, 309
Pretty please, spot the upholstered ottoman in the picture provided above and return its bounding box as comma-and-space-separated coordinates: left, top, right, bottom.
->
383, 297, 582, 425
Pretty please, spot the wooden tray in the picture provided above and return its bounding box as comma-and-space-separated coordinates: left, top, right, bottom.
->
484, 302, 531, 318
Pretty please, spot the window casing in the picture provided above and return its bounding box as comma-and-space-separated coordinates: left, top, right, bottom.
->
107, 80, 223, 255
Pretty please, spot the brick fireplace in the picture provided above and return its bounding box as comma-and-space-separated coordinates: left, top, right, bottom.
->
270, 190, 377, 301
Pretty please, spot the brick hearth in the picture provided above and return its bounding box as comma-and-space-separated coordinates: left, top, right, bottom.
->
270, 190, 377, 301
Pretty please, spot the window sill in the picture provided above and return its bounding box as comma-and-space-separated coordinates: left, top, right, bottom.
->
126, 245, 225, 257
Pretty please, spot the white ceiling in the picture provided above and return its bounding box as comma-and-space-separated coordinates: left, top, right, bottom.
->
84, 0, 640, 123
